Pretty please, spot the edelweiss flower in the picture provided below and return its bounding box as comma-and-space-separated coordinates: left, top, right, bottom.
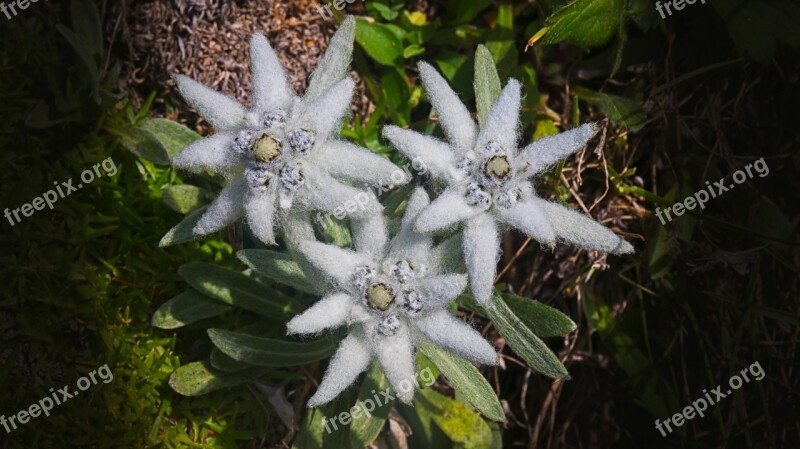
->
383, 62, 633, 304
171, 17, 406, 244
287, 188, 498, 406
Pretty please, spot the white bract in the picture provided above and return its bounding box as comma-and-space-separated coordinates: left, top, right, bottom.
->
171, 17, 406, 245
383, 62, 633, 304
287, 188, 498, 406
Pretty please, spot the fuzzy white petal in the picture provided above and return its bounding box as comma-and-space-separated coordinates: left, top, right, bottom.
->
352, 213, 388, 258
297, 165, 382, 218
283, 211, 317, 247
495, 199, 557, 247
304, 16, 356, 103
307, 333, 372, 407
245, 186, 279, 246
463, 213, 500, 304
415, 310, 497, 365
418, 62, 477, 153
476, 79, 521, 154
413, 188, 481, 233
250, 33, 295, 113
535, 198, 634, 254
388, 188, 432, 265
520, 123, 597, 176
414, 274, 467, 308
172, 131, 244, 173
382, 126, 457, 182
193, 177, 247, 236
287, 293, 354, 335
372, 323, 416, 404
293, 78, 354, 142
174, 75, 246, 129
314, 140, 408, 186
299, 240, 374, 287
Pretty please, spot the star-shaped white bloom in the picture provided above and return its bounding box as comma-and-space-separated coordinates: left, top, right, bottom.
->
171, 17, 407, 245
287, 188, 498, 406
383, 62, 633, 304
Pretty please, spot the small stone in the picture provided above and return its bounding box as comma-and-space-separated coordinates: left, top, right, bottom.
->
365, 283, 395, 311
288, 129, 315, 152
252, 133, 283, 163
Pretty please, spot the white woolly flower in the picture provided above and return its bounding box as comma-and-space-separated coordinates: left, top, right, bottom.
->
287, 188, 498, 406
383, 62, 633, 304
171, 17, 407, 245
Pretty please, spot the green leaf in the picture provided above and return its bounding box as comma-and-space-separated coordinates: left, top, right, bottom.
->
533, 117, 559, 140
418, 341, 505, 422
210, 319, 275, 372
178, 262, 301, 319
169, 361, 266, 396
159, 206, 208, 247
348, 364, 395, 447
162, 185, 209, 214
486, 294, 568, 379
474, 45, 502, 127
70, 0, 103, 57
447, 0, 492, 24
435, 52, 473, 101
114, 126, 170, 165
355, 19, 403, 66
141, 118, 202, 159
502, 294, 577, 337
536, 0, 626, 47
418, 388, 494, 449
574, 87, 646, 130
151, 291, 231, 330
236, 249, 322, 295
403, 44, 426, 59
208, 329, 336, 367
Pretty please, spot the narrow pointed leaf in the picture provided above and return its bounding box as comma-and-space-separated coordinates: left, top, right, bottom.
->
178, 262, 301, 318
159, 206, 209, 247
208, 329, 336, 367
169, 361, 266, 396
474, 45, 501, 126
349, 364, 395, 447
418, 342, 505, 422
237, 249, 323, 295
502, 293, 577, 337
141, 118, 202, 159
163, 185, 210, 214
152, 291, 231, 329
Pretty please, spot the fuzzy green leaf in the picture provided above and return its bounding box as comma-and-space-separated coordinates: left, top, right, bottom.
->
141, 118, 202, 159
236, 249, 322, 295
178, 262, 301, 319
474, 45, 502, 127
208, 329, 336, 367
159, 206, 209, 247
486, 294, 569, 379
151, 290, 231, 330
162, 184, 209, 214
418, 388, 494, 449
348, 364, 395, 447
169, 361, 265, 397
115, 126, 170, 165
502, 294, 577, 337
418, 342, 505, 422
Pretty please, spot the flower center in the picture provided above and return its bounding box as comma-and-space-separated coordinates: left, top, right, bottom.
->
365, 283, 395, 311
288, 129, 315, 152
252, 134, 282, 163
484, 155, 511, 179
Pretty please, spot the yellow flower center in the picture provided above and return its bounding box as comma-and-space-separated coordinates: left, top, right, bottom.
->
252, 134, 282, 163
484, 155, 511, 179
365, 283, 395, 311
